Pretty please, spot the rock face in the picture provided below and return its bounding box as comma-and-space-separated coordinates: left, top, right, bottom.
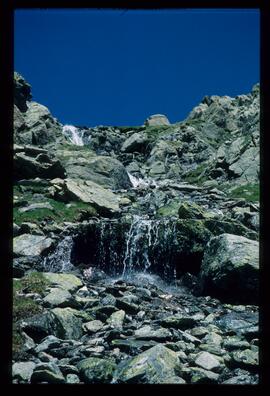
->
14, 72, 32, 112
144, 114, 170, 126
200, 234, 259, 303
12, 72, 260, 384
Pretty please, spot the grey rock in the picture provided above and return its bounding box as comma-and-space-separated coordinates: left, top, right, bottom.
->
134, 325, 172, 341
83, 320, 104, 333
43, 288, 74, 308
144, 114, 170, 126
106, 310, 125, 330
200, 233, 259, 303
77, 357, 116, 383
13, 234, 54, 257
12, 361, 36, 382
66, 373, 80, 383
43, 273, 83, 293
31, 362, 65, 384
194, 351, 222, 372
14, 72, 32, 112
115, 344, 183, 384
121, 132, 149, 153
50, 308, 83, 340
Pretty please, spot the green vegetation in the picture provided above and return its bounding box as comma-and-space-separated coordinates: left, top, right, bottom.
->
14, 185, 97, 225
157, 200, 180, 217
228, 183, 259, 202
144, 125, 172, 140
182, 163, 209, 184
13, 272, 48, 358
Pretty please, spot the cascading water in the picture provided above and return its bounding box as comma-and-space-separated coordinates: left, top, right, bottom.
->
127, 173, 158, 189
62, 125, 85, 146
121, 215, 177, 279
43, 235, 74, 273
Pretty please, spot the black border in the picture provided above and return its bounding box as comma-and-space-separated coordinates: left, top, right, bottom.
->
1, 0, 269, 392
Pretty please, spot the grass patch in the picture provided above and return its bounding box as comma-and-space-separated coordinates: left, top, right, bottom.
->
144, 125, 172, 140
228, 183, 259, 202
13, 272, 48, 358
182, 163, 209, 184
13, 194, 97, 225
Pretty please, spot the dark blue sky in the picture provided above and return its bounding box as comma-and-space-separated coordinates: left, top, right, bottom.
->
14, 9, 260, 127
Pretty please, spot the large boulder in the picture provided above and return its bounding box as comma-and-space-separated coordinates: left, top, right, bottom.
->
114, 344, 185, 384
121, 132, 149, 153
50, 307, 83, 340
199, 233, 259, 303
13, 234, 54, 257
42, 273, 83, 293
58, 153, 131, 190
77, 358, 116, 383
51, 178, 121, 216
14, 145, 66, 180
144, 114, 170, 126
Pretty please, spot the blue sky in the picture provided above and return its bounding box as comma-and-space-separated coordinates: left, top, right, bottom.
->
14, 9, 260, 127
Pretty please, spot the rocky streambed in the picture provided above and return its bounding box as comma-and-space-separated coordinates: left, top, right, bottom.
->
12, 72, 260, 384
13, 271, 259, 384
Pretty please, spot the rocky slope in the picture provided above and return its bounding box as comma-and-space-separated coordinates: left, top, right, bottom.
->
13, 72, 260, 384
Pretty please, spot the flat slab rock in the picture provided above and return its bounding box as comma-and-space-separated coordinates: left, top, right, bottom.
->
13, 234, 54, 257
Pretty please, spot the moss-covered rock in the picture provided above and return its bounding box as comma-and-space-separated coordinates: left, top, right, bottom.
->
115, 344, 184, 384
77, 357, 116, 383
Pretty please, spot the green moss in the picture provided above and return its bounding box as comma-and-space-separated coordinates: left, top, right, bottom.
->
13, 197, 97, 225
157, 200, 180, 217
183, 163, 209, 184
228, 183, 259, 202
13, 272, 47, 358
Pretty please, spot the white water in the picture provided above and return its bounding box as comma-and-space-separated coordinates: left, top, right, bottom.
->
127, 172, 158, 189
43, 235, 74, 272
122, 215, 160, 277
62, 125, 85, 146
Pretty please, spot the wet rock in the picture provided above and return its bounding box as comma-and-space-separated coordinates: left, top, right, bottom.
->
77, 357, 116, 383
200, 233, 259, 303
114, 344, 184, 384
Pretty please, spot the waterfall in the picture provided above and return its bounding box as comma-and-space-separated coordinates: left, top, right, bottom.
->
43, 235, 74, 273
122, 215, 164, 277
62, 125, 85, 146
